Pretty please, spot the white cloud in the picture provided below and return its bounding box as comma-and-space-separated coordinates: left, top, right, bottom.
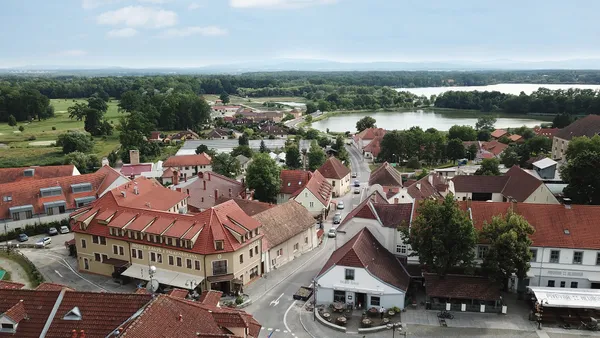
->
159, 26, 228, 38
138, 0, 170, 3
97, 6, 177, 28
188, 2, 202, 10
229, 0, 337, 9
107, 27, 139, 38
82, 0, 122, 9
54, 50, 88, 57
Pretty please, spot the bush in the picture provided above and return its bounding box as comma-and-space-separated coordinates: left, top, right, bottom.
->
27, 135, 36, 141
406, 157, 422, 169
0, 219, 70, 243
52, 126, 56, 130
18, 126, 24, 132
235, 295, 244, 305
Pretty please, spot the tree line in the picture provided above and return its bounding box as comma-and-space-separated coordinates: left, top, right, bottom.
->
0, 85, 54, 122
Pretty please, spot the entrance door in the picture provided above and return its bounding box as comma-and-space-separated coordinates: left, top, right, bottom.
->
355, 293, 366, 309
591, 283, 600, 289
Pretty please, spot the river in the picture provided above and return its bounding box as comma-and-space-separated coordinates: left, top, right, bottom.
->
396, 83, 600, 96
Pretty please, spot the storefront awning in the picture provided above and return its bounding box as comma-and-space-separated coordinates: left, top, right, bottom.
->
332, 284, 384, 295
528, 286, 600, 309
103, 258, 129, 267
207, 273, 234, 283
121, 263, 204, 289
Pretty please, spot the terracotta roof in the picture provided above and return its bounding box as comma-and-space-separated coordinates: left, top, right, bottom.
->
462, 141, 480, 150
355, 128, 386, 141
0, 281, 25, 290
259, 125, 288, 135
451, 175, 510, 194
338, 191, 384, 229
317, 157, 350, 180
160, 167, 175, 178
279, 170, 312, 195
509, 134, 522, 142
452, 166, 543, 202
35, 283, 73, 291
424, 273, 500, 301
405, 173, 446, 201
0, 165, 76, 185
372, 203, 413, 228
534, 127, 559, 138
163, 153, 212, 168
3, 300, 26, 323
363, 135, 383, 157
480, 140, 508, 156
216, 197, 274, 216
109, 176, 187, 211
198, 290, 222, 306
491, 129, 508, 138
318, 228, 410, 291
175, 171, 245, 211
149, 131, 161, 140
368, 162, 403, 187
167, 289, 189, 299
167, 130, 200, 141
253, 201, 316, 249
120, 163, 153, 177
0, 289, 61, 337
292, 170, 332, 207
206, 128, 233, 139
554, 115, 600, 140
501, 165, 543, 202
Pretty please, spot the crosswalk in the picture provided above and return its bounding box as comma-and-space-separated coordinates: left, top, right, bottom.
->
260, 327, 296, 336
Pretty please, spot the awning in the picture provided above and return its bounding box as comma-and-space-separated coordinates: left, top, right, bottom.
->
43, 200, 66, 208
528, 287, 600, 309
103, 258, 129, 267
332, 284, 385, 295
9, 205, 33, 213
207, 273, 234, 283
121, 263, 204, 289
74, 196, 96, 205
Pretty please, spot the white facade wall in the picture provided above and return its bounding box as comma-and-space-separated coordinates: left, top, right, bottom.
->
293, 188, 328, 217
523, 184, 560, 204
166, 165, 213, 180
552, 137, 568, 160
328, 174, 351, 197
267, 227, 317, 271
387, 189, 414, 204
526, 246, 600, 289
453, 192, 504, 202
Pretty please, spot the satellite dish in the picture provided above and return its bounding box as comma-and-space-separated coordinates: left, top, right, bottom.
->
146, 279, 159, 293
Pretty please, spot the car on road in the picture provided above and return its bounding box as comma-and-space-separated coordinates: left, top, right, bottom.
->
48, 227, 58, 236
35, 237, 52, 248
337, 201, 344, 209
352, 172, 357, 178
59, 226, 70, 234
354, 180, 360, 187
328, 228, 337, 238
333, 212, 342, 224
354, 187, 360, 194
17, 233, 28, 242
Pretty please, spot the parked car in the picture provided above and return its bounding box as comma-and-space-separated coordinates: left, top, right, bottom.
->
352, 172, 357, 178
328, 228, 337, 238
354, 180, 360, 187
333, 212, 342, 224
48, 227, 58, 236
337, 201, 344, 209
354, 187, 360, 194
36, 237, 52, 248
59, 226, 70, 234
17, 233, 28, 242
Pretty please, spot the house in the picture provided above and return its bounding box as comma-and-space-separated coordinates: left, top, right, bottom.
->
509, 134, 523, 143
71, 186, 263, 293
289, 109, 302, 118
317, 157, 351, 197
206, 128, 238, 140
278, 170, 312, 204
164, 130, 200, 143
480, 140, 508, 158
211, 105, 242, 117
149, 131, 163, 142
315, 227, 411, 309
0, 165, 128, 232
451, 166, 559, 204
160, 168, 176, 185
163, 153, 212, 180
552, 115, 600, 160
262, 111, 284, 123
534, 127, 560, 139
120, 149, 155, 179
0, 165, 80, 185
253, 201, 318, 273
491, 129, 508, 139
215, 197, 274, 217
532, 158, 559, 180
291, 170, 333, 217
353, 128, 386, 150
259, 125, 288, 138
368, 162, 403, 188
236, 154, 251, 175
362, 135, 383, 161
0, 283, 261, 338
386, 173, 449, 204
172, 171, 245, 212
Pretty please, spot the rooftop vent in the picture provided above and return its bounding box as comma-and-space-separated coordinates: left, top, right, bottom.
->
120, 191, 126, 198
563, 229, 570, 235
63, 306, 82, 320
563, 198, 572, 209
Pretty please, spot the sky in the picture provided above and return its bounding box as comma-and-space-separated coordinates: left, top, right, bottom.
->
1, 0, 600, 68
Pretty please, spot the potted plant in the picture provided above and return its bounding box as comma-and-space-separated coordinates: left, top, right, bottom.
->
367, 307, 379, 318
361, 318, 373, 328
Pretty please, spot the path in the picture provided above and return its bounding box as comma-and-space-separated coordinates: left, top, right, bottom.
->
0, 254, 32, 288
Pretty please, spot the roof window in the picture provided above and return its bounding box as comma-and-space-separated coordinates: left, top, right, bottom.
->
63, 307, 82, 320
23, 169, 34, 177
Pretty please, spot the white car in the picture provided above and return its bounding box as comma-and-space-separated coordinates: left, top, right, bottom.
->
59, 226, 70, 234
337, 201, 344, 209
36, 237, 52, 248
328, 228, 337, 238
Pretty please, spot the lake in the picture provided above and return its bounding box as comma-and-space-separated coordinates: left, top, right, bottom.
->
310, 110, 550, 133
396, 83, 600, 96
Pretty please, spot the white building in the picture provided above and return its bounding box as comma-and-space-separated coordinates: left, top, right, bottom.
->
292, 170, 333, 217
162, 153, 213, 181
317, 157, 351, 197
315, 227, 410, 309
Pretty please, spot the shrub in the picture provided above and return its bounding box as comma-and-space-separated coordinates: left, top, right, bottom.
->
235, 295, 244, 305
18, 126, 24, 132
406, 157, 422, 169
52, 126, 56, 130
0, 219, 70, 243
27, 135, 36, 141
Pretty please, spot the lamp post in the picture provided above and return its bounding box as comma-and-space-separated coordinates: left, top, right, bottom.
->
148, 265, 156, 293
313, 278, 319, 321
387, 323, 406, 338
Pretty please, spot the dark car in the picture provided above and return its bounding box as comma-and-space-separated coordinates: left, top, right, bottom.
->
18, 233, 28, 242
354, 180, 360, 187
333, 212, 342, 224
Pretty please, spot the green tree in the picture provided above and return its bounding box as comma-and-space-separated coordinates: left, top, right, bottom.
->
477, 130, 491, 141
305, 115, 313, 124
307, 141, 326, 171
56, 131, 94, 154
68, 102, 88, 121
500, 147, 520, 167
305, 128, 319, 140
7, 115, 16, 127
476, 116, 497, 131
196, 144, 209, 155
239, 133, 249, 146
552, 114, 573, 128
259, 140, 268, 153
498, 135, 511, 144
305, 102, 317, 115
446, 138, 465, 163
525, 136, 552, 155
565, 135, 600, 161
561, 151, 600, 205
475, 158, 501, 176
219, 92, 230, 104
467, 143, 478, 160
63, 151, 101, 174
285, 145, 302, 169
231, 145, 253, 158
18, 125, 24, 132
356, 116, 376, 132
448, 125, 477, 141
401, 195, 477, 276
481, 210, 535, 283
246, 153, 281, 203
406, 157, 422, 169
332, 135, 350, 164
212, 153, 241, 178
87, 94, 108, 113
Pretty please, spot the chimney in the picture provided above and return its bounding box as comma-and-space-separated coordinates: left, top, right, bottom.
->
79, 330, 86, 338
173, 171, 180, 186
466, 197, 472, 209
178, 314, 183, 322
428, 174, 433, 186
563, 198, 572, 209
120, 191, 126, 198
72, 330, 78, 338
214, 189, 219, 201
229, 188, 232, 197
133, 182, 139, 195
184, 173, 188, 182
203, 180, 207, 190
129, 149, 140, 165
101, 157, 109, 167
416, 182, 421, 190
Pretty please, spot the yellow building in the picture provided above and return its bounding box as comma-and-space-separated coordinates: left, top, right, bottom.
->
70, 176, 263, 293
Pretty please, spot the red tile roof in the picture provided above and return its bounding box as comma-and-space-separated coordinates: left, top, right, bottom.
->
253, 200, 316, 248
509, 134, 522, 142
534, 127, 559, 138
362, 135, 383, 157
481, 140, 508, 156
318, 228, 410, 291
0, 165, 76, 185
317, 157, 350, 180
491, 129, 508, 138
424, 273, 500, 301
369, 162, 403, 187
292, 170, 332, 207
0, 289, 61, 337
120, 164, 152, 177
109, 176, 187, 211
149, 131, 161, 140
555, 115, 600, 140
35, 283, 73, 291
405, 173, 447, 201
0, 281, 25, 290
452, 175, 510, 194
355, 128, 386, 141
372, 203, 413, 228
163, 153, 212, 167
167, 288, 189, 299
216, 197, 274, 216
198, 290, 222, 306
452, 166, 543, 202
160, 167, 175, 178
279, 170, 312, 195
4, 300, 26, 323
174, 171, 244, 211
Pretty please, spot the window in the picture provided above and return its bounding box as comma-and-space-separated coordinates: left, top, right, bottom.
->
99, 237, 106, 245
119, 246, 124, 255
137, 250, 143, 260
169, 256, 174, 266
92, 236, 99, 244
571, 282, 578, 288
150, 252, 157, 262
560, 281, 566, 288
12, 213, 20, 221
396, 245, 407, 255
2, 195, 11, 202
186, 258, 192, 269
305, 237, 308, 244
548, 280, 555, 287
157, 253, 162, 263
1, 323, 14, 331
81, 239, 87, 249
345, 268, 355, 280
371, 296, 381, 306
293, 243, 299, 251
195, 260, 201, 270
550, 250, 560, 263
573, 251, 583, 264
176, 257, 182, 267
131, 249, 137, 258
277, 248, 283, 257
212, 260, 228, 275
94, 253, 101, 261
84, 258, 89, 270
113, 245, 118, 255
255, 246, 258, 255
215, 240, 224, 251
530, 249, 537, 262
239, 254, 244, 264
333, 290, 345, 303
477, 246, 488, 259
309, 202, 314, 208
102, 254, 108, 262
25, 210, 32, 219
167, 238, 172, 246
596, 252, 600, 265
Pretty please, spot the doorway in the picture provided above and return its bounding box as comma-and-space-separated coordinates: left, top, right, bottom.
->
355, 292, 366, 309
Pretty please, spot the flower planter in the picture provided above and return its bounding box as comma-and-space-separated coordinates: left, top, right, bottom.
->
361, 318, 373, 328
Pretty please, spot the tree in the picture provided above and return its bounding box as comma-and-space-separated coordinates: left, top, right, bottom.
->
498, 135, 511, 144
7, 115, 16, 127
356, 116, 376, 132
212, 153, 241, 178
231, 145, 253, 158
305, 102, 317, 115
564, 135, 600, 161
476, 116, 497, 131
401, 195, 477, 276
259, 140, 268, 153
56, 131, 94, 154
219, 92, 230, 104
481, 210, 535, 284
500, 147, 520, 167
332, 135, 349, 164
553, 114, 573, 128
305, 128, 319, 140
68, 102, 88, 121
448, 125, 477, 141
285, 145, 301, 169
525, 135, 552, 155
307, 141, 326, 171
87, 94, 108, 113
18, 125, 24, 132
477, 130, 491, 141
246, 153, 281, 203
467, 143, 478, 160
446, 138, 465, 163
196, 144, 209, 155
406, 157, 421, 169
305, 115, 313, 124
561, 151, 600, 205
63, 151, 101, 174
475, 158, 501, 176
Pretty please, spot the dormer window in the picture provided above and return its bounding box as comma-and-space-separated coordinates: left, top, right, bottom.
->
40, 186, 62, 198
2, 195, 11, 202
215, 240, 224, 251
71, 183, 93, 193
23, 168, 34, 177
1, 323, 14, 332
63, 307, 82, 320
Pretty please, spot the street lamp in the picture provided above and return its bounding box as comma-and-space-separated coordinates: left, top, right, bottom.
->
387, 323, 406, 338
147, 265, 157, 293
312, 278, 320, 321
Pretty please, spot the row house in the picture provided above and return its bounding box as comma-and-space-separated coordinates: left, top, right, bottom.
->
317, 157, 351, 197
163, 153, 213, 181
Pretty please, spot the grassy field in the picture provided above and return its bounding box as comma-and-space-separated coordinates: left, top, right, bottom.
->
0, 99, 123, 167
202, 94, 306, 108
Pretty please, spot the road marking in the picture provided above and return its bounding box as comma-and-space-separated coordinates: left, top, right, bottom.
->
283, 300, 297, 334
276, 329, 281, 332
270, 293, 284, 306
267, 328, 273, 331
54, 270, 63, 278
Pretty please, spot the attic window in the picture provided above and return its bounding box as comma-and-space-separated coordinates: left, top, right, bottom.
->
63, 307, 82, 320
215, 240, 224, 251
23, 169, 34, 177
0, 323, 14, 332
71, 183, 93, 193
2, 195, 11, 202
564, 229, 570, 235
40, 186, 62, 198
